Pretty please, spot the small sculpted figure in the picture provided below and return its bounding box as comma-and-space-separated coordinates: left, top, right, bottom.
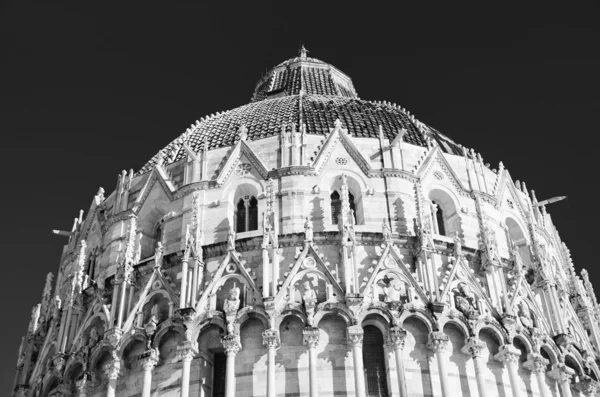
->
304, 217, 313, 242
453, 231, 462, 258
455, 283, 478, 317
88, 327, 99, 349
149, 304, 160, 325
302, 280, 317, 306
382, 219, 392, 242
518, 301, 533, 328
227, 226, 236, 251
223, 282, 241, 314
383, 277, 404, 303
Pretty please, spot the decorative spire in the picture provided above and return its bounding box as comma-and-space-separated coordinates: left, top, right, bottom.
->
74, 240, 87, 295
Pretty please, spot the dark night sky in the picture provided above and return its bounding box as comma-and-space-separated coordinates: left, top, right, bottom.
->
1, 1, 599, 391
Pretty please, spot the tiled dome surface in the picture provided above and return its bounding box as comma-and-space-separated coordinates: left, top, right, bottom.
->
137, 55, 463, 174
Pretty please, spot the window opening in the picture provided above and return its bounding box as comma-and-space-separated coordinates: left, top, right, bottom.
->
363, 325, 389, 396
213, 352, 226, 397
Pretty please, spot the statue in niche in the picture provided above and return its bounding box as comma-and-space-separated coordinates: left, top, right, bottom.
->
227, 226, 236, 251
382, 219, 392, 242
455, 283, 479, 317
302, 280, 317, 307
512, 245, 523, 275
347, 209, 356, 241
304, 217, 313, 242
380, 276, 404, 303
223, 282, 241, 314
51, 295, 62, 320
87, 327, 99, 349
517, 301, 533, 328
302, 280, 317, 325
147, 303, 160, 326
453, 231, 462, 258
337, 213, 344, 234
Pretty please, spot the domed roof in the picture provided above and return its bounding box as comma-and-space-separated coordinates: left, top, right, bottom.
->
138, 50, 463, 174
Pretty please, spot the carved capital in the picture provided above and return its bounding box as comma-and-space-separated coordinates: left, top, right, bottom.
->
104, 328, 123, 347
103, 359, 121, 380
262, 329, 281, 350
303, 326, 320, 349
462, 337, 486, 358
52, 353, 67, 373
176, 340, 198, 362
222, 334, 242, 356
427, 331, 450, 353
548, 364, 575, 385
386, 326, 407, 350
75, 375, 88, 392
523, 353, 549, 374
576, 376, 599, 396
347, 325, 364, 348
494, 344, 521, 365
139, 348, 159, 370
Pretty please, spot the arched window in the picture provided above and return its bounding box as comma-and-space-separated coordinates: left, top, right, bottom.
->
433, 200, 446, 236
86, 248, 97, 282
363, 325, 389, 396
235, 196, 258, 233
330, 191, 356, 225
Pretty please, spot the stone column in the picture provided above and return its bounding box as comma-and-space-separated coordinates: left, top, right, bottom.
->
387, 327, 408, 397
117, 278, 128, 329
494, 344, 523, 397
75, 375, 88, 397
462, 337, 488, 397
262, 329, 281, 397
180, 253, 190, 308
547, 364, 575, 397
303, 326, 320, 397
103, 359, 120, 397
428, 331, 451, 397
262, 246, 270, 298
347, 325, 366, 397
222, 334, 242, 397
523, 353, 550, 397
176, 340, 198, 397
139, 348, 159, 397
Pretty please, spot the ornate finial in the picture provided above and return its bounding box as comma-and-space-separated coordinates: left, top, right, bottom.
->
300, 45, 308, 59
334, 119, 342, 129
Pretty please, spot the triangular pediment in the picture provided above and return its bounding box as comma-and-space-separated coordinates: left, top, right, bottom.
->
195, 251, 263, 315
363, 244, 429, 304
215, 140, 269, 185
276, 244, 345, 307
416, 145, 468, 193
495, 171, 530, 222
132, 168, 175, 214
311, 122, 372, 176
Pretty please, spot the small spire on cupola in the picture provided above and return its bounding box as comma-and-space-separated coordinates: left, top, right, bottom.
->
300, 45, 309, 59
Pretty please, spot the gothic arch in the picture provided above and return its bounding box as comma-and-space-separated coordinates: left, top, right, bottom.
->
475, 322, 509, 345
398, 311, 434, 332
426, 186, 462, 237
235, 306, 269, 332
439, 317, 470, 338
274, 309, 308, 330
357, 306, 394, 328
151, 322, 186, 350
321, 171, 366, 225
360, 312, 392, 338
509, 333, 535, 355
194, 316, 227, 341
313, 305, 353, 327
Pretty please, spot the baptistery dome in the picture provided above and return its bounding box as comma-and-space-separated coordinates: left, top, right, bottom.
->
13, 50, 600, 397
